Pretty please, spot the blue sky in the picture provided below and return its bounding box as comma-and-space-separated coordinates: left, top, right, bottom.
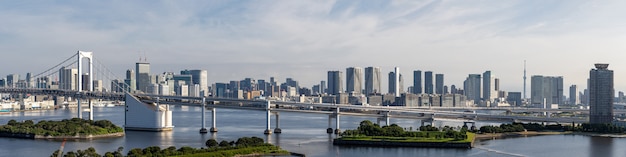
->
2, 0, 626, 94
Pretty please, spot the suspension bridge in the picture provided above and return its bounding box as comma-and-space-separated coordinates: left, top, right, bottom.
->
0, 51, 593, 134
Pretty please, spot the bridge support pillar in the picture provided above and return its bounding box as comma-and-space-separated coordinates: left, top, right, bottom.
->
334, 107, 341, 134
274, 112, 281, 134
385, 111, 390, 126
200, 97, 208, 134
264, 101, 272, 134
210, 108, 217, 132
77, 94, 82, 119
89, 99, 93, 120
327, 115, 333, 134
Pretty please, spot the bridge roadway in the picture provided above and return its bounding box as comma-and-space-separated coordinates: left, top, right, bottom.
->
139, 94, 589, 124
0, 87, 589, 123
412, 106, 626, 114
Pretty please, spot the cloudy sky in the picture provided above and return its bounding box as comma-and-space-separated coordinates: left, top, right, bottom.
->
2, 0, 626, 95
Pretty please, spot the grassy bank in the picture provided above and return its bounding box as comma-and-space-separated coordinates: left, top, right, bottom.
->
178, 145, 289, 157
0, 118, 123, 139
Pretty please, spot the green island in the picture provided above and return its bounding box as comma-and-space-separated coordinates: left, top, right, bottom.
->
50, 136, 294, 157
475, 122, 626, 139
0, 118, 124, 139
335, 120, 475, 148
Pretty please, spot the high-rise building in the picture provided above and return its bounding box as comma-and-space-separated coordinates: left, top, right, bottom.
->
135, 62, 151, 93
320, 81, 326, 94
181, 69, 208, 96
327, 71, 343, 95
589, 64, 614, 124
6, 74, 19, 88
58, 68, 77, 90
424, 71, 433, 94
25, 73, 33, 88
464, 74, 481, 104
388, 72, 396, 95
125, 69, 136, 91
482, 71, 498, 101
531, 75, 563, 107
435, 74, 444, 94
569, 85, 579, 105
394, 67, 400, 97
346, 67, 363, 94
365, 67, 381, 95
413, 70, 422, 94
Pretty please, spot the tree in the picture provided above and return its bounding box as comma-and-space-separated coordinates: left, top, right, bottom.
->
206, 139, 219, 148
219, 140, 232, 147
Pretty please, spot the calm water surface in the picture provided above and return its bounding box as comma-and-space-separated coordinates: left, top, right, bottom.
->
0, 107, 624, 157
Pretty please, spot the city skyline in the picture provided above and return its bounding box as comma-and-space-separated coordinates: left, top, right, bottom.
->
2, 1, 626, 93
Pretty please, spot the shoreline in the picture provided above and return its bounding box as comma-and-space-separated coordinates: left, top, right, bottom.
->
475, 131, 626, 141
0, 132, 125, 140
474, 131, 570, 141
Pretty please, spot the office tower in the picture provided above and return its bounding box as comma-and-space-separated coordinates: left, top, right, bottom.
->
92, 80, 102, 92
388, 72, 396, 95
464, 74, 482, 104
135, 62, 151, 93
531, 75, 564, 107
320, 81, 326, 94
443, 86, 449, 94
81, 73, 91, 91
413, 70, 422, 94
394, 67, 400, 97
181, 69, 208, 96
451, 85, 457, 94
589, 64, 614, 124
58, 68, 77, 90
6, 74, 19, 88
125, 69, 136, 91
258, 79, 267, 94
26, 73, 32, 88
507, 92, 522, 106
495, 78, 500, 91
327, 71, 343, 95
569, 85, 579, 105
365, 67, 381, 95
483, 71, 497, 101
346, 67, 363, 94
435, 74, 444, 94
270, 77, 277, 86
0, 78, 5, 87
398, 74, 404, 94
424, 71, 433, 94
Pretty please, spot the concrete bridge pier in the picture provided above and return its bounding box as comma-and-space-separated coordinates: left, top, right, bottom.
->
210, 108, 218, 132
384, 111, 390, 126
421, 118, 434, 127
77, 93, 82, 119
89, 99, 93, 120
274, 112, 282, 134
200, 97, 208, 134
334, 107, 341, 134
264, 101, 272, 135
327, 114, 334, 134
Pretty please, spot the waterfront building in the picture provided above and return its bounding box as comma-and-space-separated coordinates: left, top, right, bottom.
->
530, 75, 563, 107
6, 74, 19, 88
424, 71, 433, 94
464, 74, 482, 104
482, 71, 497, 101
413, 70, 422, 94
507, 92, 522, 106
181, 69, 208, 96
125, 69, 136, 91
327, 71, 343, 95
365, 67, 381, 95
346, 67, 363, 94
589, 64, 614, 124
436, 74, 444, 95
135, 62, 151, 93
58, 67, 77, 90
570, 85, 579, 105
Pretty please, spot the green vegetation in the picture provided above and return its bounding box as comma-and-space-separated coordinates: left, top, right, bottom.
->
340, 120, 472, 143
0, 118, 123, 136
479, 122, 626, 134
50, 137, 290, 157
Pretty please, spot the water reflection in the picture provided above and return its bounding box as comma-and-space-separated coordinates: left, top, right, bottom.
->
590, 137, 613, 157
